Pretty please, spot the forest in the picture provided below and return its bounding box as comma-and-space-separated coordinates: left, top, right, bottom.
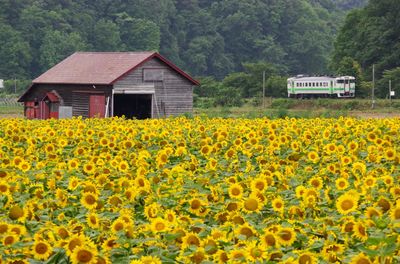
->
2, 0, 398, 104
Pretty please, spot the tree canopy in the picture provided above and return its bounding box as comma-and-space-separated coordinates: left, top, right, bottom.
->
0, 0, 353, 80
331, 0, 400, 97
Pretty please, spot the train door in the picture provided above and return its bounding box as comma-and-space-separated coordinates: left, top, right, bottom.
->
344, 77, 350, 94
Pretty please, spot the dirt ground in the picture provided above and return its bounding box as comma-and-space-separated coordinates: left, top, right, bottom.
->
350, 111, 400, 119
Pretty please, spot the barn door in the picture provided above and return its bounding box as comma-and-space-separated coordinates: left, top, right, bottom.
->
39, 101, 50, 119
89, 94, 105, 118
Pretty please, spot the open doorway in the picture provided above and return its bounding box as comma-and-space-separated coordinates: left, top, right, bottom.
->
113, 94, 152, 119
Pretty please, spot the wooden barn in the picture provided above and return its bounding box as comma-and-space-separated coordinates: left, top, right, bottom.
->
18, 52, 199, 119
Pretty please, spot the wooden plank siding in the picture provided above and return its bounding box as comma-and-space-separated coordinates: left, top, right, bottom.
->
113, 58, 194, 117
22, 84, 112, 118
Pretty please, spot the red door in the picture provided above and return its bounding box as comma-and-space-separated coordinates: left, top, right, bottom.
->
89, 95, 105, 118
39, 101, 50, 119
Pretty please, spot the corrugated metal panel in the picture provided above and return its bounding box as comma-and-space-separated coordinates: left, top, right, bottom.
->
72, 92, 90, 118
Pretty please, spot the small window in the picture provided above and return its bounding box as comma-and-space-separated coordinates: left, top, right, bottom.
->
316, 83, 319, 87
337, 80, 344, 84
305, 83, 308, 87
143, 69, 164, 81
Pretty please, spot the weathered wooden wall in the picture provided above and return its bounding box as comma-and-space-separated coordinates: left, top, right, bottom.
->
21, 57, 195, 119
114, 58, 194, 117
22, 84, 112, 118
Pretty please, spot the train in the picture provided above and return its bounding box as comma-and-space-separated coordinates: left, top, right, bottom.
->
287, 75, 355, 98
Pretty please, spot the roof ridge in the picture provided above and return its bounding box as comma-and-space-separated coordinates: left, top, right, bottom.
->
74, 51, 156, 54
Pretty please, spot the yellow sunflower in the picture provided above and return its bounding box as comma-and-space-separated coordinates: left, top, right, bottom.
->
150, 218, 169, 233
81, 192, 98, 210
64, 234, 86, 256
235, 223, 257, 240
365, 207, 382, 219
242, 194, 263, 213
307, 151, 320, 163
271, 196, 285, 213
336, 193, 358, 215
389, 204, 400, 221
260, 230, 278, 248
71, 245, 98, 264
297, 251, 317, 264
2, 232, 19, 247
181, 232, 201, 249
250, 177, 268, 192
335, 177, 349, 190
352, 222, 368, 241
86, 212, 100, 229
228, 183, 244, 199
277, 227, 296, 246
349, 252, 372, 264
32, 240, 53, 260
8, 204, 27, 222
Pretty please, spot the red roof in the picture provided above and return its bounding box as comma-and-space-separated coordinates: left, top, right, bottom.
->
43, 92, 60, 102
33, 52, 199, 85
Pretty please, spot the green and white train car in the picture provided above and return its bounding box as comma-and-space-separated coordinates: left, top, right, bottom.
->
287, 75, 355, 98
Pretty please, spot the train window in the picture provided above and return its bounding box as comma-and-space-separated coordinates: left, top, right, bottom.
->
316, 83, 319, 87
309, 82, 312, 86
345, 80, 349, 84
350, 80, 355, 83
337, 80, 344, 84
305, 83, 308, 87
320, 82, 323, 86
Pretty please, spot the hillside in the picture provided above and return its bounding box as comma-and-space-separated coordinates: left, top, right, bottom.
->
0, 0, 347, 81
332, 0, 368, 10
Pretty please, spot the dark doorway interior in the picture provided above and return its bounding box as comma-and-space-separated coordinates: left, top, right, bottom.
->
114, 94, 152, 119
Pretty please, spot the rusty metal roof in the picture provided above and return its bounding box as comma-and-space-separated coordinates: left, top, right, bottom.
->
32, 52, 199, 85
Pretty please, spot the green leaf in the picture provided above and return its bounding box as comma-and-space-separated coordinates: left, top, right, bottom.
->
381, 242, 397, 257
358, 246, 379, 257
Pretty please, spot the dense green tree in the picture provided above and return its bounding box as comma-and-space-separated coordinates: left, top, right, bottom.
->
266, 76, 288, 98
378, 67, 400, 98
39, 30, 87, 72
0, 0, 365, 96
332, 0, 400, 98
91, 19, 121, 51
332, 0, 368, 10
117, 15, 160, 51
241, 62, 281, 98
0, 23, 31, 78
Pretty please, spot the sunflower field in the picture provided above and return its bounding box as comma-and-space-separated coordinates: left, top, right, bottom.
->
0, 116, 400, 264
